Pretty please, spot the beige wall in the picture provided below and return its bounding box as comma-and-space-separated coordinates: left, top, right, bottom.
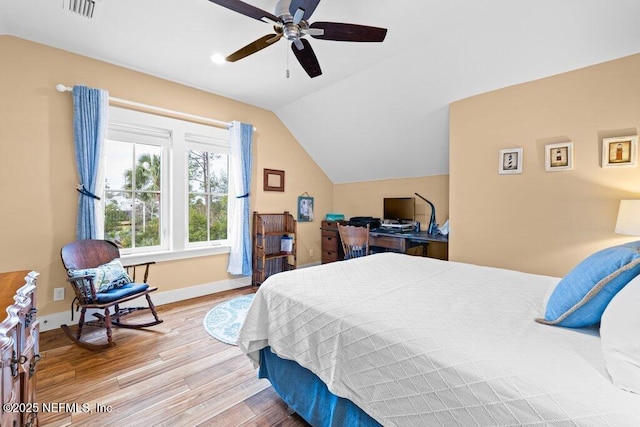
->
450, 53, 640, 277
0, 36, 333, 316
9, 32, 634, 316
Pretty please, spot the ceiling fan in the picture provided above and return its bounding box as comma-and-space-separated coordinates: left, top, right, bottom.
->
208, 0, 388, 78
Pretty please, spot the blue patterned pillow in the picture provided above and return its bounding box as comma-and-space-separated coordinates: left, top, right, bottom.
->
68, 258, 133, 293
536, 241, 640, 328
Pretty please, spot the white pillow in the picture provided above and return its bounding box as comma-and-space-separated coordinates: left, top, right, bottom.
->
600, 274, 640, 394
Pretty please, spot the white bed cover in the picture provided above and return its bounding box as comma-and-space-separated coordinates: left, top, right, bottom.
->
237, 253, 640, 426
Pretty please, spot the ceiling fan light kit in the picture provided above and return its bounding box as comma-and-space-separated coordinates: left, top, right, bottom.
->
208, 0, 387, 78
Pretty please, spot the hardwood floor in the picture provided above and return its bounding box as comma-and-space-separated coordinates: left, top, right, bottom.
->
37, 287, 309, 426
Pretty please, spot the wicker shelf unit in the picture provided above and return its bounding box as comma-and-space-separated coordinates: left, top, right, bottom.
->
252, 211, 297, 286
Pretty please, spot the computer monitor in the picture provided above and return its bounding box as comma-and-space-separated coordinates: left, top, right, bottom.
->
383, 197, 415, 223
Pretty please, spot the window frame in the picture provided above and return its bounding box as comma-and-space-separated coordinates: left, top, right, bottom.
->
103, 128, 168, 253
105, 107, 232, 265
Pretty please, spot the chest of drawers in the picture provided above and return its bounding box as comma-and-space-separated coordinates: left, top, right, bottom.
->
320, 220, 346, 264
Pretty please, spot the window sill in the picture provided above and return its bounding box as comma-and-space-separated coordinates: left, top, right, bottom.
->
121, 245, 230, 265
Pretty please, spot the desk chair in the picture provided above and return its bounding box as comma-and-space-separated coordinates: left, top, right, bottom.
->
337, 224, 370, 259
60, 239, 163, 350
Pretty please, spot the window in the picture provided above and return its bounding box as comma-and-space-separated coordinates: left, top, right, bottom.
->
103, 107, 231, 262
104, 138, 165, 251
187, 135, 229, 243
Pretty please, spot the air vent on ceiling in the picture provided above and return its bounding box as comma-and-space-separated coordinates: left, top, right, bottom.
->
66, 0, 98, 18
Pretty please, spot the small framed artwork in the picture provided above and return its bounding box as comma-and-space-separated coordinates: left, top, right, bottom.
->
297, 195, 314, 222
263, 169, 285, 191
602, 136, 638, 168
498, 148, 523, 174
545, 142, 574, 172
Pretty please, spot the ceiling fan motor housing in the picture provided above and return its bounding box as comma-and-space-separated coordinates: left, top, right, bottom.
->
285, 22, 306, 40
275, 0, 305, 41
274, 0, 293, 20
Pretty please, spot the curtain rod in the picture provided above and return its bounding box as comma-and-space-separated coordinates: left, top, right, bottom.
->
55, 84, 253, 131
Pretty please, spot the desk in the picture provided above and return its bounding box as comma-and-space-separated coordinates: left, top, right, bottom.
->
369, 230, 449, 260
321, 222, 449, 264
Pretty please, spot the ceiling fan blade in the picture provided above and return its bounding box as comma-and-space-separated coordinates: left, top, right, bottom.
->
208, 0, 279, 23
291, 38, 322, 78
309, 21, 387, 42
289, 0, 321, 22
226, 34, 282, 62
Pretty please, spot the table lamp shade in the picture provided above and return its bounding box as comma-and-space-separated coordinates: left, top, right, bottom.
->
615, 200, 640, 236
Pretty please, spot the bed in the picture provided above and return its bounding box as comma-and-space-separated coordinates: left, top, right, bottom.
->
237, 252, 640, 426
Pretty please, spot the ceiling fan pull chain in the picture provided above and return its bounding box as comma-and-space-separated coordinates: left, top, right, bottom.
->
286, 42, 290, 78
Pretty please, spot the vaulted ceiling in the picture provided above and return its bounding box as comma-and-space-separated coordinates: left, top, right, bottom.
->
2, 0, 640, 183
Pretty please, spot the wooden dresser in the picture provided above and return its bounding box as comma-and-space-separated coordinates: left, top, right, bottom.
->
1, 270, 39, 427
321, 220, 347, 264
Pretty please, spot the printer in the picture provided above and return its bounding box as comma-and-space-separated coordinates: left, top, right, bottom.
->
349, 216, 381, 229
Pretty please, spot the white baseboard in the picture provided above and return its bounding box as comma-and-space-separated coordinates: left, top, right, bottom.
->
38, 276, 251, 332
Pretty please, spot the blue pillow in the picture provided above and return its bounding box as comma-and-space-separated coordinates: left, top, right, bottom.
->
536, 241, 640, 328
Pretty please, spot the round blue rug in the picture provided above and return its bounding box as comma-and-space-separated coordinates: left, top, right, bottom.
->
203, 294, 255, 345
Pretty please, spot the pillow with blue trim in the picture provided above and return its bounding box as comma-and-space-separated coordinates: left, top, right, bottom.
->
68, 258, 133, 293
536, 241, 640, 328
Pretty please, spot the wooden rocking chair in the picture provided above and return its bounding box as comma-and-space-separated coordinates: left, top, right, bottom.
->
60, 239, 163, 350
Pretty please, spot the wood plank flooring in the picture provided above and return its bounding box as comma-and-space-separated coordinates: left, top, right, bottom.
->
37, 286, 309, 426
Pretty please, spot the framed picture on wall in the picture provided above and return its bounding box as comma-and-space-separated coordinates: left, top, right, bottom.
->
498, 148, 523, 174
545, 142, 574, 172
263, 169, 285, 191
297, 195, 314, 222
602, 135, 638, 168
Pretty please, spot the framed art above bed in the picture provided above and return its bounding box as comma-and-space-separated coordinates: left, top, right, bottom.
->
602, 135, 638, 168
498, 147, 523, 174
545, 141, 573, 171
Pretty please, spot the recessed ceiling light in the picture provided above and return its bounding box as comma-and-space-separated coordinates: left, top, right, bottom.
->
210, 54, 226, 65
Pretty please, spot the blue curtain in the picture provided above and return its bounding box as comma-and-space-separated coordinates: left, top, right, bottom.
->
228, 121, 254, 275
72, 85, 109, 240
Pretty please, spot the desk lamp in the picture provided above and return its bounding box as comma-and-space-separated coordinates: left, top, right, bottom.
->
415, 193, 438, 235
615, 200, 640, 236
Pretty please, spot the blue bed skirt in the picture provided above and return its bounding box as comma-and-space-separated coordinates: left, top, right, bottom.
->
259, 347, 381, 427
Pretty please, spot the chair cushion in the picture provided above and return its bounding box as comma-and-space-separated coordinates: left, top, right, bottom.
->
536, 241, 640, 327
68, 258, 133, 292
93, 283, 150, 304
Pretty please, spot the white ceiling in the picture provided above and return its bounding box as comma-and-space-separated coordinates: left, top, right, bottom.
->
2, 0, 640, 183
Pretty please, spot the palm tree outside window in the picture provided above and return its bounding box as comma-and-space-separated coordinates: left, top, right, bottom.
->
104, 142, 163, 249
